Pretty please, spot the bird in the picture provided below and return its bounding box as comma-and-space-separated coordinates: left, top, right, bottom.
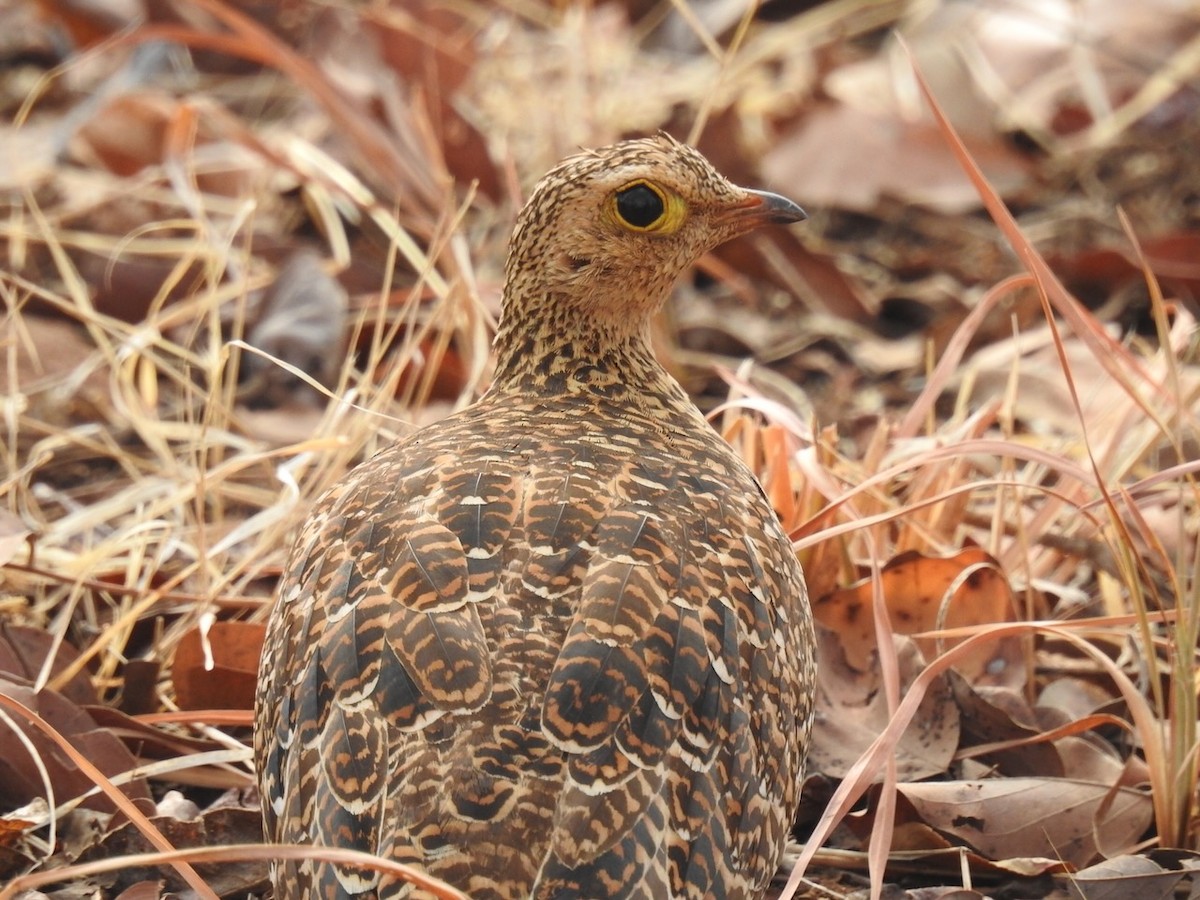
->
255, 133, 815, 900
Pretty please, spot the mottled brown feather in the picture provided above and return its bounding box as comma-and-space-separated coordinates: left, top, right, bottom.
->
256, 134, 815, 900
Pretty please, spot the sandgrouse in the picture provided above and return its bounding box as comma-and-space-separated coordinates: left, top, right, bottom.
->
255, 134, 815, 900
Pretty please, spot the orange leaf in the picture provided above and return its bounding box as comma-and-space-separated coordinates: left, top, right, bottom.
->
171, 621, 265, 712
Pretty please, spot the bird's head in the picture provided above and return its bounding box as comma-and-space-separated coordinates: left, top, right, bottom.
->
503, 133, 805, 330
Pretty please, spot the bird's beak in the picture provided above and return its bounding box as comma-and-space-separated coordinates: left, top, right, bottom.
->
720, 188, 807, 230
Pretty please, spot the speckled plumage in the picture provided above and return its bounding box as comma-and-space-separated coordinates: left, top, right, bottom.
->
255, 134, 815, 900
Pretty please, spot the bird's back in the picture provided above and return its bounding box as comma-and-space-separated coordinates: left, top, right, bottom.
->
256, 389, 813, 900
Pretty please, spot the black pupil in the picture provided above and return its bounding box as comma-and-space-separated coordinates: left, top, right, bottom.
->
616, 184, 664, 228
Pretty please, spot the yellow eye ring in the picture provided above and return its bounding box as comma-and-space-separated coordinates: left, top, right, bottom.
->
609, 180, 686, 234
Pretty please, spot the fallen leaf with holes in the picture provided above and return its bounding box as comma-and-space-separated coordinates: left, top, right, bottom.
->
172, 621, 266, 711
808, 625, 958, 781
813, 547, 1020, 685
898, 777, 1153, 868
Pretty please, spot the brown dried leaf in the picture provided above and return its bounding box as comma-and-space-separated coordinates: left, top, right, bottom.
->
0, 796, 44, 876
117, 658, 160, 716
0, 843, 37, 884
113, 881, 166, 900
85, 706, 232, 768
361, 4, 499, 198
1050, 232, 1200, 314
814, 548, 1019, 684
1038, 676, 1121, 722
0, 679, 151, 814
836, 802, 1073, 879
235, 403, 329, 446
240, 249, 349, 408
951, 674, 1064, 778
0, 624, 98, 707
79, 806, 267, 895
34, 0, 144, 49
1070, 853, 1185, 900
764, 104, 1029, 214
809, 626, 958, 781
171, 621, 265, 711
0, 316, 108, 411
72, 92, 178, 177
898, 777, 1153, 868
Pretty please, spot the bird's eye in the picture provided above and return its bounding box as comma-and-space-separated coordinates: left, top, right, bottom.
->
614, 181, 667, 230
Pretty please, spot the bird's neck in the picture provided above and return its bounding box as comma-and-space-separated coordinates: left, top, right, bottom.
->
489, 292, 693, 416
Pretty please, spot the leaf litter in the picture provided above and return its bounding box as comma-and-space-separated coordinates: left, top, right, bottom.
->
1, 1, 1199, 898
